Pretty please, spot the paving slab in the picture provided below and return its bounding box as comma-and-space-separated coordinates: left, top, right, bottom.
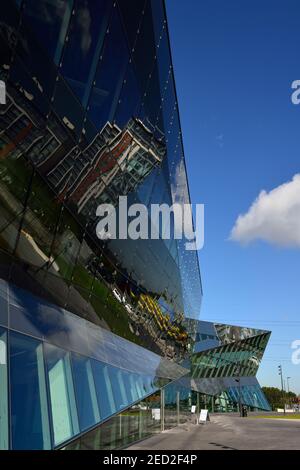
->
126, 414, 300, 450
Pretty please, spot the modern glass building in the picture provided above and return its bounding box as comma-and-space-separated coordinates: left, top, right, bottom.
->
0, 0, 270, 450
191, 321, 271, 413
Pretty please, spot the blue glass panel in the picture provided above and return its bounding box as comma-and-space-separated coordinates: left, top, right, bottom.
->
60, 0, 111, 106
0, 280, 8, 327
9, 284, 90, 356
52, 76, 85, 138
71, 353, 100, 431
143, 375, 156, 395
117, 370, 130, 408
91, 359, 116, 419
9, 55, 50, 116
112, 369, 129, 409
134, 374, 144, 400
114, 62, 141, 128
0, 327, 8, 449
10, 331, 51, 450
122, 370, 134, 403
129, 374, 139, 402
44, 343, 79, 447
0, 1, 21, 69
22, 0, 73, 65
87, 5, 129, 130
0, 1, 20, 32
15, 22, 57, 99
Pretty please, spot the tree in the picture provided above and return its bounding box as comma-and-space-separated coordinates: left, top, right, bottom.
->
262, 386, 297, 410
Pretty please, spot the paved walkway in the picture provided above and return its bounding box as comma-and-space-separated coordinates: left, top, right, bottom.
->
127, 414, 300, 450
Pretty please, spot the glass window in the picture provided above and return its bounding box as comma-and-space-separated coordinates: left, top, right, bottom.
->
0, 328, 8, 450
122, 370, 135, 404
114, 63, 141, 129
9, 54, 51, 117
22, 0, 73, 66
44, 343, 79, 447
71, 353, 100, 432
87, 5, 129, 130
91, 359, 116, 419
60, 0, 112, 107
0, 281, 8, 327
113, 369, 129, 410
0, 1, 21, 72
52, 76, 85, 138
15, 22, 57, 100
129, 374, 139, 402
10, 331, 51, 450
135, 375, 144, 400
143, 375, 155, 395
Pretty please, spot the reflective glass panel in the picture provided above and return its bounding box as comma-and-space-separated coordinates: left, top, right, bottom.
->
71, 353, 100, 432
60, 0, 111, 106
0, 327, 8, 450
87, 5, 129, 130
44, 343, 79, 446
10, 331, 51, 450
91, 359, 116, 419
0, 281, 8, 327
22, 0, 73, 65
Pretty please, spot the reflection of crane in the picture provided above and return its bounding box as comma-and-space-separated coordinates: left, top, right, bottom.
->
34, 239, 72, 273
21, 229, 60, 272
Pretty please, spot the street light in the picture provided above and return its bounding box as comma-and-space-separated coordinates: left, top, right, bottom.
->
234, 365, 242, 417
287, 377, 291, 409
278, 365, 285, 414
287, 377, 291, 393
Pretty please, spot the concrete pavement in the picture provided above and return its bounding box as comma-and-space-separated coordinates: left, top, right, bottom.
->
127, 414, 300, 450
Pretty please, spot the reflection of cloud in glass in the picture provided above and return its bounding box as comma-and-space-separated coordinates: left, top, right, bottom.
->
171, 159, 189, 205
76, 5, 92, 55
171, 159, 193, 237
26, 0, 67, 24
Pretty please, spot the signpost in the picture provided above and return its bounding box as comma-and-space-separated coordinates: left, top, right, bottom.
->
199, 409, 210, 423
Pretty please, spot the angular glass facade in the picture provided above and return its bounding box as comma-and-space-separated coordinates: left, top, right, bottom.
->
191, 333, 270, 379
0, 1, 271, 450
190, 321, 271, 412
0, 0, 202, 365
0, 0, 203, 447
192, 378, 271, 413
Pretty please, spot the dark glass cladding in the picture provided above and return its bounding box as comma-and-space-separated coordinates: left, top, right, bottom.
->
0, 0, 202, 361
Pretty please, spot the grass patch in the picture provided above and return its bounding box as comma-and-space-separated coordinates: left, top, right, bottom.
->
251, 414, 300, 420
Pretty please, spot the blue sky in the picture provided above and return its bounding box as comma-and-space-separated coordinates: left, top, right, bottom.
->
166, 0, 300, 393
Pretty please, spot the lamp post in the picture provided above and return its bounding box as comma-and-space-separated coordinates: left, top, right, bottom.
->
234, 365, 242, 417
287, 377, 291, 409
287, 377, 291, 393
278, 365, 285, 415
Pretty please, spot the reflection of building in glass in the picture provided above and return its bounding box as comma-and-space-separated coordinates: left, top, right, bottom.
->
0, 1, 270, 450
52, 118, 166, 215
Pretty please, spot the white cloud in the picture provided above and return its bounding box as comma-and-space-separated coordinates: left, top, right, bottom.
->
230, 174, 300, 247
